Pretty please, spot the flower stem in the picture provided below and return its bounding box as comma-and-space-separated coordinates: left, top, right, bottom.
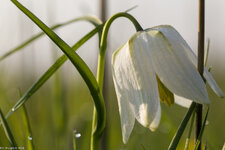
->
90, 12, 143, 150
100, 12, 143, 54
196, 0, 205, 149
91, 49, 106, 150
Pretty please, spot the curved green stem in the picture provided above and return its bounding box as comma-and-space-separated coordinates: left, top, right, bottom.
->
100, 12, 143, 55
91, 50, 106, 150
91, 12, 143, 150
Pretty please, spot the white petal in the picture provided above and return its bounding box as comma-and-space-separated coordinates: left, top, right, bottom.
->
114, 79, 135, 144
146, 27, 209, 104
112, 43, 135, 144
149, 103, 161, 131
174, 95, 192, 108
203, 69, 224, 98
112, 32, 160, 129
154, 25, 224, 98
128, 32, 160, 127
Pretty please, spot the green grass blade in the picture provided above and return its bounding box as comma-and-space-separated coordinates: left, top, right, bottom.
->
0, 16, 101, 62
51, 70, 65, 134
18, 89, 35, 150
0, 108, 17, 147
0, 30, 46, 61
4, 25, 102, 120
168, 102, 196, 150
73, 136, 77, 150
184, 110, 196, 150
10, 0, 106, 137
21, 104, 35, 150
194, 107, 209, 150
73, 130, 81, 150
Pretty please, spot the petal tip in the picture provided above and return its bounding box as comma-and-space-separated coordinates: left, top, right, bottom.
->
122, 137, 128, 144
219, 92, 225, 98
203, 68, 225, 98
149, 105, 161, 131
149, 126, 158, 132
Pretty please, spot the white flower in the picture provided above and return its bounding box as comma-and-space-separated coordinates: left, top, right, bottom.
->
111, 25, 224, 143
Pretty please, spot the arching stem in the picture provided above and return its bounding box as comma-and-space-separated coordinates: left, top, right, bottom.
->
90, 12, 143, 150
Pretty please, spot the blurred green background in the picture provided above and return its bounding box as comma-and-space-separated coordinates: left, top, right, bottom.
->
0, 0, 225, 149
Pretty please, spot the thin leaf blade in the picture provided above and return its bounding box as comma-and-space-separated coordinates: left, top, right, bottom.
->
5, 25, 102, 120
0, 16, 101, 62
0, 108, 17, 147
184, 110, 196, 150
21, 104, 35, 150
168, 102, 196, 150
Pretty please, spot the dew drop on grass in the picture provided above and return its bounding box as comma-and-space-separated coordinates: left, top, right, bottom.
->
75, 133, 81, 138
73, 130, 81, 139
12, 108, 15, 112
28, 136, 33, 140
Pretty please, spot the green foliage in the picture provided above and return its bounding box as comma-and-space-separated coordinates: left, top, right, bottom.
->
0, 108, 17, 147
21, 104, 35, 150
194, 107, 209, 150
168, 102, 196, 150
73, 131, 78, 150
184, 110, 195, 150
5, 25, 103, 120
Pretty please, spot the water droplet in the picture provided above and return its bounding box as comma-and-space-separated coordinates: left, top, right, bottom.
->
73, 130, 81, 138
28, 136, 33, 140
12, 108, 15, 112
75, 133, 81, 138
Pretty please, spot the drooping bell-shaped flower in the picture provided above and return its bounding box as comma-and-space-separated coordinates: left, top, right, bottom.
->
112, 25, 224, 143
